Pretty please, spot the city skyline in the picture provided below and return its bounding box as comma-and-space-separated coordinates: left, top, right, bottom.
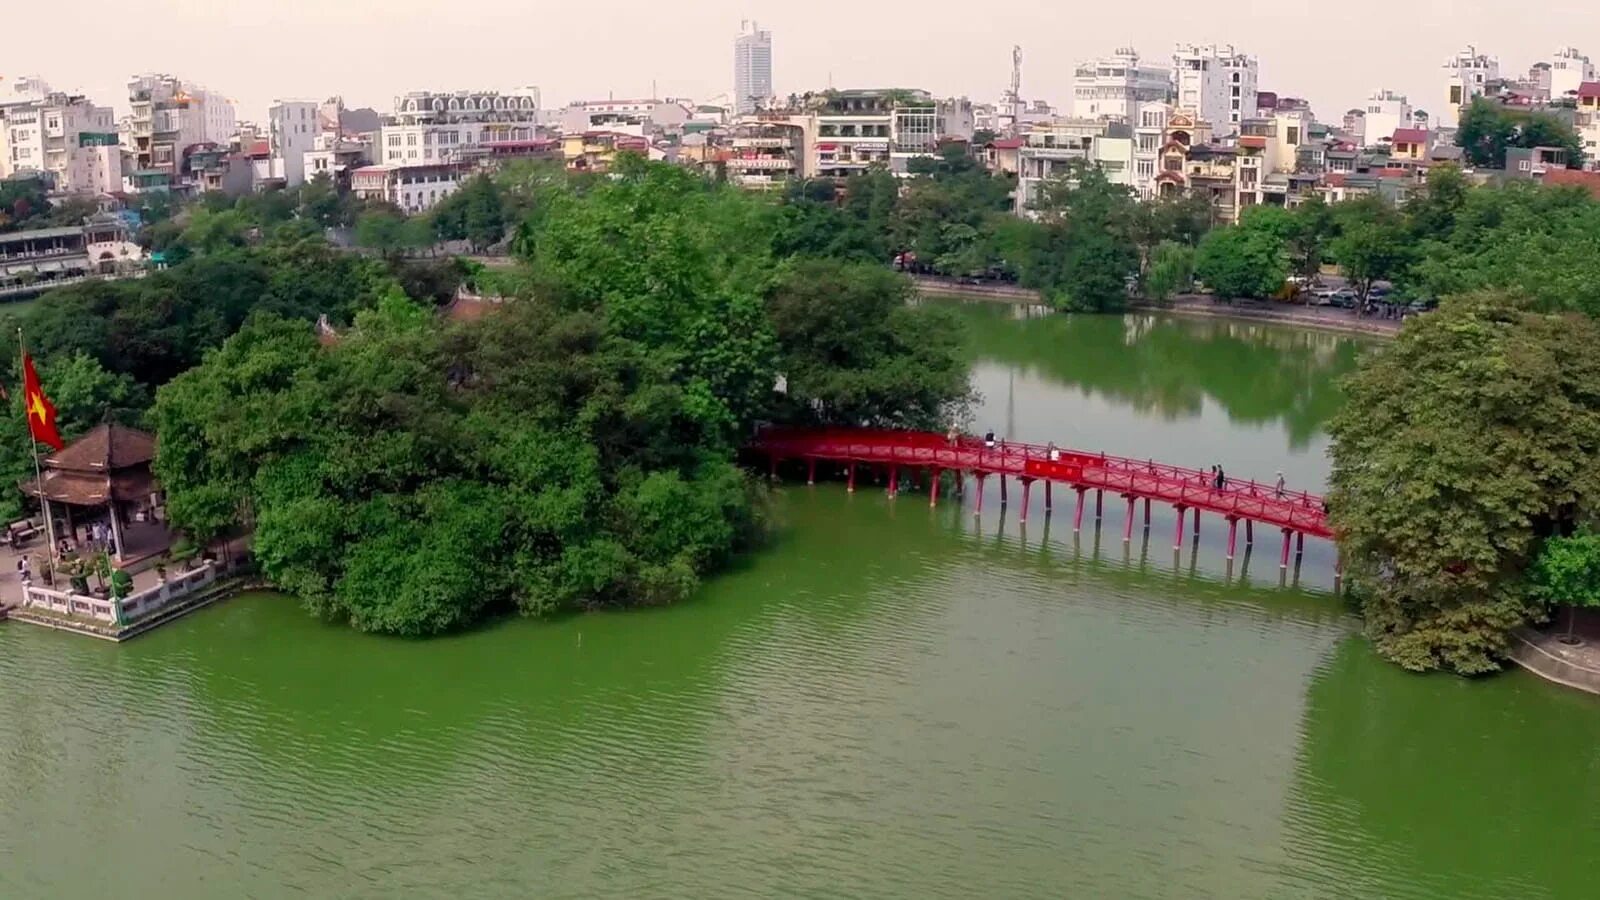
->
5, 1, 1599, 124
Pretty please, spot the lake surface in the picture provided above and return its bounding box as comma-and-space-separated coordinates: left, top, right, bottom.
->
4, 305, 1598, 898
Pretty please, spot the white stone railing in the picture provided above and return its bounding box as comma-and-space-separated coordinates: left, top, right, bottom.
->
23, 559, 223, 627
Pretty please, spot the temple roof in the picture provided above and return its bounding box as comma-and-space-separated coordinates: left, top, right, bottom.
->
45, 423, 156, 474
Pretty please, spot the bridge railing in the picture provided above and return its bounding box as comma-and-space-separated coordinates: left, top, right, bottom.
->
753, 427, 1331, 537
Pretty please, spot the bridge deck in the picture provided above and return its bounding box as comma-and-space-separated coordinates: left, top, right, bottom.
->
753, 428, 1331, 539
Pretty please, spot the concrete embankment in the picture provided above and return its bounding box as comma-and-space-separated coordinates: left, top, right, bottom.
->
911, 277, 1401, 340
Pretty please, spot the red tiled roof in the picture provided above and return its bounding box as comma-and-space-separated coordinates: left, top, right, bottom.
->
1392, 128, 1429, 145
1579, 82, 1600, 100
1543, 168, 1600, 199
1322, 173, 1348, 187
989, 138, 1025, 149
247, 140, 270, 158
1237, 136, 1267, 149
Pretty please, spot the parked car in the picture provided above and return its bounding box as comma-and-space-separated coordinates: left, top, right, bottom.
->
1330, 289, 1359, 308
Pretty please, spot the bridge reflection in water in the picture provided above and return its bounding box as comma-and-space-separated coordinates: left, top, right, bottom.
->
752, 427, 1338, 589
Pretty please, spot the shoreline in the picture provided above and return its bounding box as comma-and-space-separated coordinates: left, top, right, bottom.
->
911, 277, 1401, 340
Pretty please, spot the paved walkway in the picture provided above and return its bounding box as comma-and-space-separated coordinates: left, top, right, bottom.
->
0, 522, 175, 607
1508, 609, 1600, 695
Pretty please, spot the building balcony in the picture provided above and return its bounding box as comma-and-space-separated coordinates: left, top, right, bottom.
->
733, 137, 794, 149
727, 157, 796, 171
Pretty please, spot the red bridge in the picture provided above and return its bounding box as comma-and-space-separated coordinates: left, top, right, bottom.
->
752, 427, 1335, 571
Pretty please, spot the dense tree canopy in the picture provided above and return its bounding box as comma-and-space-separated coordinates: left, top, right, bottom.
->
1455, 98, 1584, 169
1328, 293, 1600, 673
148, 157, 973, 635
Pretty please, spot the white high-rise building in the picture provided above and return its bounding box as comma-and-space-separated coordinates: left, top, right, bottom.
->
1548, 47, 1595, 100
1442, 46, 1499, 128
1173, 44, 1258, 129
1, 93, 122, 193
734, 21, 773, 115
268, 100, 318, 188
1072, 48, 1172, 123
1362, 89, 1412, 146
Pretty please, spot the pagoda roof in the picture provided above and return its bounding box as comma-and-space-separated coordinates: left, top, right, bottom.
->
46, 423, 156, 474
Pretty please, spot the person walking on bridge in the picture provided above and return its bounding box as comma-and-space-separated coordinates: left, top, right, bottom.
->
1275, 472, 1286, 500
1214, 467, 1227, 491
984, 430, 996, 450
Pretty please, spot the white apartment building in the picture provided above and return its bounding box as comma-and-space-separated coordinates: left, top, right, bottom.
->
2, 94, 122, 194
351, 163, 465, 213
1363, 90, 1411, 146
1014, 119, 1135, 214
1442, 47, 1499, 128
379, 88, 542, 168
125, 74, 237, 179
557, 98, 690, 136
726, 120, 805, 189
1072, 49, 1172, 123
734, 21, 774, 115
268, 100, 318, 187
1548, 47, 1595, 100
1173, 44, 1258, 129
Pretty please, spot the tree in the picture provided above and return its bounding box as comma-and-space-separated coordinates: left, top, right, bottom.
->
1456, 98, 1585, 169
1329, 201, 1411, 306
354, 208, 414, 258
1530, 531, 1600, 643
1194, 217, 1288, 300
431, 176, 506, 252
1143, 241, 1196, 303
1327, 293, 1600, 673
765, 260, 972, 429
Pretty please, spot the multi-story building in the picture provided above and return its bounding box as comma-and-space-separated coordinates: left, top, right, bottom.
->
1442, 47, 1499, 128
0, 94, 122, 194
351, 162, 468, 213
1577, 82, 1600, 167
1548, 47, 1595, 101
302, 133, 373, 187
1072, 49, 1172, 122
268, 100, 318, 188
556, 98, 690, 137
379, 88, 543, 168
1013, 119, 1135, 214
1362, 90, 1411, 146
1173, 44, 1257, 130
725, 120, 804, 189
125, 74, 236, 183
734, 20, 774, 115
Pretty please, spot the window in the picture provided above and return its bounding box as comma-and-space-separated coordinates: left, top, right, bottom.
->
1287, 127, 1300, 145
1231, 86, 1240, 97
1137, 159, 1155, 178
407, 134, 417, 146
1518, 159, 1531, 171
1164, 156, 1182, 172
1231, 99, 1241, 109
1138, 133, 1159, 151
1450, 85, 1463, 104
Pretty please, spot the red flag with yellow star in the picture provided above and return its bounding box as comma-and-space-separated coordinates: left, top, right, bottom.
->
22, 354, 62, 451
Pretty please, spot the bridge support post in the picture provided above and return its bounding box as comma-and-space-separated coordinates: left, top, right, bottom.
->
1073, 488, 1087, 533
1000, 474, 1009, 507
1227, 518, 1239, 561
1296, 532, 1305, 559
807, 457, 816, 486
1095, 489, 1104, 521
1019, 479, 1032, 522
1245, 519, 1254, 545
1280, 529, 1293, 570
974, 474, 986, 515
1143, 498, 1151, 531
1192, 507, 1201, 539
1123, 495, 1135, 543
847, 463, 856, 494
888, 464, 899, 498
929, 468, 941, 506
1173, 506, 1187, 551
1044, 481, 1053, 513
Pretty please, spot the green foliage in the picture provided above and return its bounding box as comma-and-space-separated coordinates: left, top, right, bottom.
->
1328, 200, 1411, 303
1143, 241, 1196, 303
1530, 531, 1600, 615
766, 260, 972, 429
1455, 98, 1584, 169
1194, 210, 1289, 299
1328, 293, 1600, 673
430, 176, 507, 251
1028, 163, 1141, 311
355, 208, 417, 257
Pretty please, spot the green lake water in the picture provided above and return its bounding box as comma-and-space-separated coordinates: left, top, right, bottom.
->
3, 305, 1598, 898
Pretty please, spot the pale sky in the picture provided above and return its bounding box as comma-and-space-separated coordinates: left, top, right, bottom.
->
6, 1, 1599, 123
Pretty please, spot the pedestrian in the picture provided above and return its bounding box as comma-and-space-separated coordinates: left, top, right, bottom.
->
1275, 471, 1286, 500
1047, 442, 1060, 463
984, 430, 996, 450
16, 555, 29, 585
947, 424, 959, 447
1215, 467, 1227, 490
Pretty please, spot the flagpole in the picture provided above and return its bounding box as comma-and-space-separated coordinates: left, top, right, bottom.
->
18, 327, 58, 592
